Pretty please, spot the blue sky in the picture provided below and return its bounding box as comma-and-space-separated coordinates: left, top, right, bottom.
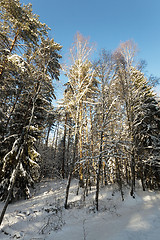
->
21, 0, 160, 97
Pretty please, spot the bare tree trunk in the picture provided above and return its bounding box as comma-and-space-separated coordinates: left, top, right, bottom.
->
103, 163, 107, 186
51, 128, 56, 148
45, 125, 51, 147
64, 132, 78, 209
53, 122, 59, 162
79, 102, 84, 188
115, 156, 124, 201
64, 171, 72, 209
62, 113, 67, 179
140, 167, 145, 191
130, 150, 135, 198
95, 131, 103, 211
125, 161, 129, 184
66, 127, 71, 177
90, 106, 96, 182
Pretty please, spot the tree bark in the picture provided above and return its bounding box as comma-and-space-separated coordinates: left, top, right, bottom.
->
64, 132, 78, 209
95, 131, 103, 211
62, 113, 67, 179
130, 150, 135, 198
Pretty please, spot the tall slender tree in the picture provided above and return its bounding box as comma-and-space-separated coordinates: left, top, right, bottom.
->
0, 0, 62, 226
62, 32, 99, 207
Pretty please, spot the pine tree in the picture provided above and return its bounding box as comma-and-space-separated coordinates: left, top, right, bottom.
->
132, 68, 160, 190
0, 1, 62, 225
0, 0, 49, 78
0, 36, 62, 201
113, 40, 160, 194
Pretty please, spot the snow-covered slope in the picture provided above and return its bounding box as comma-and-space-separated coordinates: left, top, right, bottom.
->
0, 179, 160, 240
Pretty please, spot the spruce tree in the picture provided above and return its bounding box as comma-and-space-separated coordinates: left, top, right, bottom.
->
0, 0, 62, 205
132, 68, 160, 190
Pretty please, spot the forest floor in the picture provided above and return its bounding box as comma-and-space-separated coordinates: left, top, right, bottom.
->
0, 178, 160, 240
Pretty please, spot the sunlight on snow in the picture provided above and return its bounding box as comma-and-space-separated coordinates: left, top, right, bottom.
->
127, 213, 151, 231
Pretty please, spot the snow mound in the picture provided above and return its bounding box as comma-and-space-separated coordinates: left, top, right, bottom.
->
0, 179, 160, 240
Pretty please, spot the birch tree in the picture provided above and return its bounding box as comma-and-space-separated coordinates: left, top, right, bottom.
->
62, 32, 99, 208
94, 50, 119, 210
113, 40, 138, 197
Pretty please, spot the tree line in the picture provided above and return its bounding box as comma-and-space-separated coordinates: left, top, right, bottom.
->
0, 0, 160, 221
58, 34, 160, 210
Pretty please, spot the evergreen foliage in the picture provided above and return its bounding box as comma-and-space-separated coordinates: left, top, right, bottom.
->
60, 37, 160, 209
0, 0, 160, 220
0, 0, 62, 202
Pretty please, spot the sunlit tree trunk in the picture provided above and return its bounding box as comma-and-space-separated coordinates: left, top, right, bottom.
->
79, 101, 84, 187
62, 113, 68, 179
64, 111, 79, 209
95, 130, 103, 211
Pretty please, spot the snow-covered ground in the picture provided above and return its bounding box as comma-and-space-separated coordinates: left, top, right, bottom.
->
0, 179, 160, 240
